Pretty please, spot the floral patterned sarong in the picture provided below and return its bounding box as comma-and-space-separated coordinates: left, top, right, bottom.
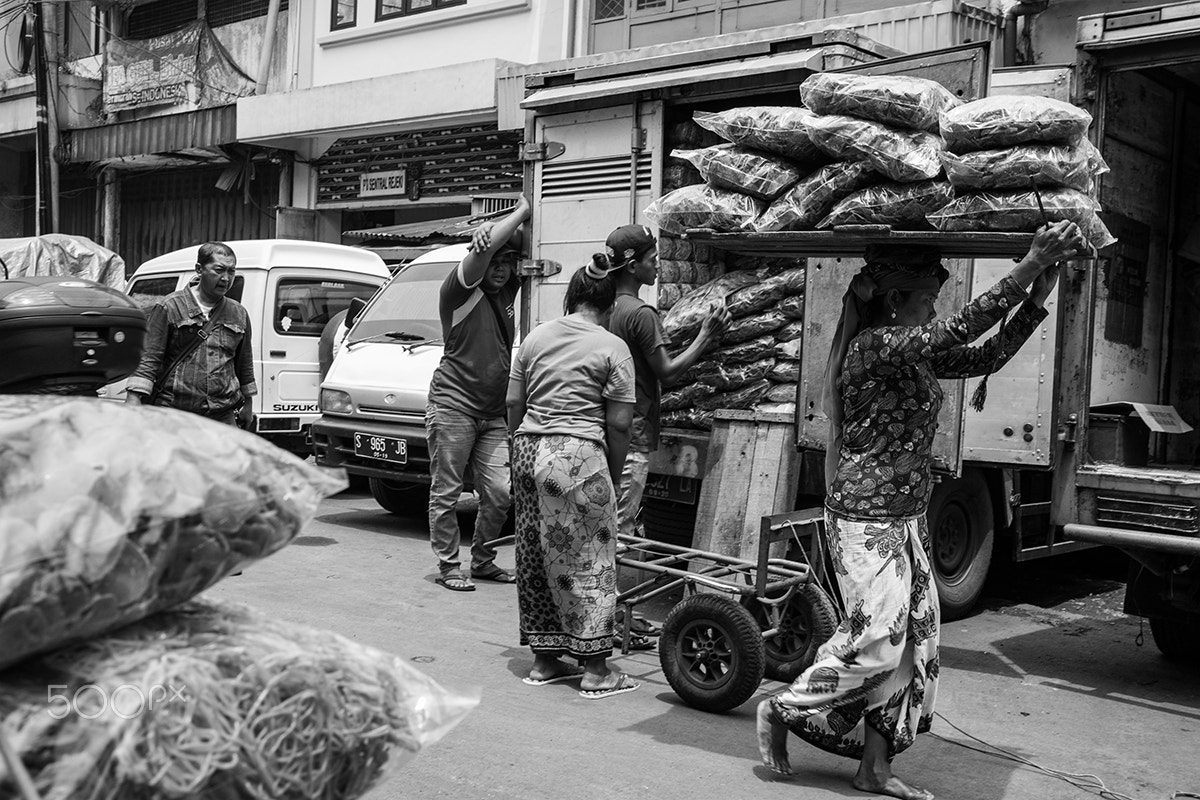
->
768, 508, 940, 760
513, 433, 617, 659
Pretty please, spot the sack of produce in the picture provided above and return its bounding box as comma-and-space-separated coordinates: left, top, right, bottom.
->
800, 72, 961, 132
775, 338, 803, 361
662, 382, 710, 412
767, 382, 799, 403
753, 161, 880, 232
671, 145, 805, 201
806, 115, 943, 183
727, 280, 787, 318
693, 107, 824, 162
713, 335, 776, 365
697, 379, 772, 411
661, 408, 715, 431
926, 187, 1116, 250
0, 396, 344, 672
722, 310, 788, 344
939, 138, 1108, 192
818, 180, 954, 229
940, 95, 1093, 153
775, 320, 805, 342
777, 294, 805, 319
662, 270, 760, 344
643, 183, 765, 236
697, 358, 776, 392
0, 598, 479, 800
769, 360, 800, 383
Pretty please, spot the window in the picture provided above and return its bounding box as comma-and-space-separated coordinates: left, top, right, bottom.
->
350, 260, 450, 344
274, 278, 381, 337
594, 0, 623, 20
64, 2, 103, 60
332, 0, 356, 28
376, 0, 465, 23
127, 277, 181, 309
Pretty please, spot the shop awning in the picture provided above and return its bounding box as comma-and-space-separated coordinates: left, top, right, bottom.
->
343, 214, 479, 243
65, 105, 237, 163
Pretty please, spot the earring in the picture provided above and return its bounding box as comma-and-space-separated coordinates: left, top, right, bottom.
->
890, 309, 897, 320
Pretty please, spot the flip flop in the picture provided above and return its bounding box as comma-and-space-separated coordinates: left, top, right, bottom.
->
471, 564, 516, 583
579, 673, 640, 700
435, 573, 476, 592
522, 669, 585, 686
613, 633, 656, 652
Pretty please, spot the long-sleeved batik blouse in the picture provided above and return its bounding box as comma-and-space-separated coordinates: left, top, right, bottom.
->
826, 275, 1047, 520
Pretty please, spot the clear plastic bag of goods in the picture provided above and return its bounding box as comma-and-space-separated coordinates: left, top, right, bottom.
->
657, 283, 684, 311
661, 382, 710, 412
767, 382, 799, 403
818, 180, 954, 229
799, 72, 961, 132
926, 187, 1116, 250
696, 379, 772, 411
777, 294, 806, 320
0, 395, 345, 672
940, 95, 1093, 154
0, 598, 479, 800
806, 115, 944, 183
697, 358, 776, 392
711, 335, 777, 365
661, 408, 715, 431
753, 161, 880, 232
939, 139, 1109, 192
775, 320, 805, 342
662, 270, 760, 345
671, 145, 805, 201
692, 107, 824, 162
775, 338, 803, 361
727, 280, 787, 318
722, 310, 789, 344
643, 183, 766, 236
769, 360, 801, 383
772, 266, 807, 296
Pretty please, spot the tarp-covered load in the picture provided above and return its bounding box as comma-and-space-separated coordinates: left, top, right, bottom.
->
0, 234, 126, 289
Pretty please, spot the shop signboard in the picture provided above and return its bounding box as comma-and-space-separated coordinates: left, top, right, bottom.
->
359, 170, 408, 199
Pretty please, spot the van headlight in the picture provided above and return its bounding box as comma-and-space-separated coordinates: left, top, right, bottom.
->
320, 388, 353, 413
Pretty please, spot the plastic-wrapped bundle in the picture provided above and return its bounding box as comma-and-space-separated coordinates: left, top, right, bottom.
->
940, 95, 1093, 154
661, 408, 715, 431
927, 187, 1116, 250
722, 311, 788, 345
662, 271, 760, 344
818, 180, 954, 229
0, 598, 478, 800
711, 335, 776, 365
775, 338, 803, 360
661, 382, 710, 412
0, 396, 344, 671
693, 107, 824, 162
800, 72, 961, 132
754, 161, 879, 232
773, 267, 807, 296
769, 360, 801, 383
643, 183, 765, 236
775, 320, 805, 342
671, 145, 805, 201
777, 294, 805, 320
767, 382, 799, 403
697, 358, 775, 392
697, 379, 772, 411
658, 283, 684, 311
806, 115, 943, 183
727, 280, 787, 318
939, 139, 1109, 192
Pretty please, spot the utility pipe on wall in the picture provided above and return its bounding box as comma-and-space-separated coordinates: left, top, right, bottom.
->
1003, 0, 1049, 67
255, 0, 282, 94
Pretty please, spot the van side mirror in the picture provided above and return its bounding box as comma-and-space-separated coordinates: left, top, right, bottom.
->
346, 296, 367, 327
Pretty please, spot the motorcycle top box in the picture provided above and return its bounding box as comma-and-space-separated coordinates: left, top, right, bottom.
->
0, 277, 146, 394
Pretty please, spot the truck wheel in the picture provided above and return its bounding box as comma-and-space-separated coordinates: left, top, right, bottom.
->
368, 477, 428, 516
659, 593, 765, 713
926, 469, 993, 622
1149, 612, 1200, 662
742, 583, 840, 683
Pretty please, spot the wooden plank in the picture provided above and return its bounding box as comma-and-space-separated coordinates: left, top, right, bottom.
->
737, 419, 802, 560
692, 416, 757, 558
685, 229, 1047, 258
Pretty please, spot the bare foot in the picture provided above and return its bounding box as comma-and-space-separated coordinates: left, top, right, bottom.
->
756, 700, 793, 775
852, 773, 934, 800
529, 659, 576, 682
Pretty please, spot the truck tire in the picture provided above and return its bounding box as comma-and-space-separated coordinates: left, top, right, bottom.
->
659, 593, 765, 713
742, 582, 840, 683
926, 469, 993, 621
368, 477, 428, 516
1149, 611, 1200, 662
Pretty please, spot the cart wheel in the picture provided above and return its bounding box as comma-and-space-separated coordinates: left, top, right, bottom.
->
659, 593, 765, 713
743, 583, 839, 684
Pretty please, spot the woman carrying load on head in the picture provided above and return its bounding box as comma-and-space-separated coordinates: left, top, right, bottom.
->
756, 220, 1087, 800
506, 264, 641, 699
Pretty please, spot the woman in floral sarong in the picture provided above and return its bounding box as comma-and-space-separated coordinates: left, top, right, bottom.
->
757, 220, 1086, 800
506, 265, 639, 699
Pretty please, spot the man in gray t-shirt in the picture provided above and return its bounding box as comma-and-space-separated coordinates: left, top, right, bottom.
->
426, 195, 530, 592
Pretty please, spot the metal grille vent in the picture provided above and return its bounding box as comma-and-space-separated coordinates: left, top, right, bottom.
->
472, 195, 519, 215
541, 153, 652, 199
636, 0, 667, 8
1096, 493, 1200, 535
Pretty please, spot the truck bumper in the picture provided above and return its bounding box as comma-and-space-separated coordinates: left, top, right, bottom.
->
312, 414, 432, 484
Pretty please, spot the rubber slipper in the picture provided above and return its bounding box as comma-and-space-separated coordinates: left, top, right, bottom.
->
579, 673, 640, 700
435, 574, 475, 592
614, 633, 656, 652
522, 669, 585, 686
471, 564, 515, 583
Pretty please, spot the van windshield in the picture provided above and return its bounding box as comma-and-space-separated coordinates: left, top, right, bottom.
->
349, 259, 451, 344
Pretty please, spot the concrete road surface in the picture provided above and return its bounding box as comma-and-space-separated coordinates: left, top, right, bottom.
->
207, 487, 1199, 800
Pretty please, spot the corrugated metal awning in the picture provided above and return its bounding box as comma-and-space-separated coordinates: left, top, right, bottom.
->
343, 214, 479, 242
65, 105, 237, 163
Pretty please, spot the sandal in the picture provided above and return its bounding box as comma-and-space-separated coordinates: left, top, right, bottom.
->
471, 564, 515, 584
435, 572, 476, 592
614, 633, 656, 652
579, 672, 640, 700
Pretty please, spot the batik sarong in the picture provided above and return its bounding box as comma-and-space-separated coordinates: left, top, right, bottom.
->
768, 508, 940, 760
512, 433, 618, 659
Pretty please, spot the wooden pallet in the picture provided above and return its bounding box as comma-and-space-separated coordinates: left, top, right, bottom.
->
683, 227, 1049, 258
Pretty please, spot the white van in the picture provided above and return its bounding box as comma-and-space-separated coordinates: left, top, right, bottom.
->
107, 239, 390, 455
312, 243, 475, 513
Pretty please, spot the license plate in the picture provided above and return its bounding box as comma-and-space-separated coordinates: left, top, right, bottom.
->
353, 433, 408, 463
